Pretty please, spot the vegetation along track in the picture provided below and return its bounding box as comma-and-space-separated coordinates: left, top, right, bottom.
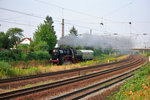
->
0, 55, 146, 100
0, 55, 133, 89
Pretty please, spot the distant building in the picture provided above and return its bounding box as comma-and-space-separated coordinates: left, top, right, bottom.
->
19, 38, 31, 45
132, 48, 150, 54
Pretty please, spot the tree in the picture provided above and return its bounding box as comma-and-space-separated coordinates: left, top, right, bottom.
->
31, 41, 49, 51
6, 28, 24, 48
69, 26, 78, 36
0, 32, 5, 48
0, 32, 10, 49
33, 16, 57, 51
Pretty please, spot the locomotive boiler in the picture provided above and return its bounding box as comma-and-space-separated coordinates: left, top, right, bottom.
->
49, 48, 93, 65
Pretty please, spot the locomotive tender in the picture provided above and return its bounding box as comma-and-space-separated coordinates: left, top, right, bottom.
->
49, 48, 94, 65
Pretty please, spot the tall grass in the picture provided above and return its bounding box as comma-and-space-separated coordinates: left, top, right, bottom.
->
0, 61, 52, 78
0, 61, 14, 78
12, 67, 41, 76
11, 60, 50, 69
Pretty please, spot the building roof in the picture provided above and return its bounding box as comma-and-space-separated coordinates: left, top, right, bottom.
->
19, 37, 31, 45
21, 38, 31, 42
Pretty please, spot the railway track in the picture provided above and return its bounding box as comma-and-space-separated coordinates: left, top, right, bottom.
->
0, 55, 132, 84
51, 71, 134, 100
0, 55, 146, 100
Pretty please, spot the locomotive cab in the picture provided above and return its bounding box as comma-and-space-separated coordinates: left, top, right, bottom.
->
50, 48, 75, 65
50, 48, 64, 65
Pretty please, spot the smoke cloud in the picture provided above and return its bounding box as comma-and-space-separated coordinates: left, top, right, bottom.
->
58, 33, 134, 54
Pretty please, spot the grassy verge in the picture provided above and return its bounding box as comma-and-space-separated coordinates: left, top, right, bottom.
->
1, 79, 55, 93
0, 54, 128, 79
108, 63, 150, 100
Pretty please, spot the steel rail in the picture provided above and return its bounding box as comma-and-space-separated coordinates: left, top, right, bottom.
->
51, 73, 134, 100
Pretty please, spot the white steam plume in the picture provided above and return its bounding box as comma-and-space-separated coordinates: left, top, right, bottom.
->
58, 34, 134, 53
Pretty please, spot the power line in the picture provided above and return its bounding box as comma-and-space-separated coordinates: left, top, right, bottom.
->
34, 0, 132, 23
2, 6, 148, 34
0, 7, 96, 30
0, 20, 37, 27
0, 18, 98, 33
0, 15, 25, 21
103, 1, 133, 17
34, 0, 101, 19
0, 7, 62, 23
0, 7, 43, 19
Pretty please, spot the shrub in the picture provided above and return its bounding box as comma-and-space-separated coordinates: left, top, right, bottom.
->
0, 49, 22, 61
27, 51, 50, 60
0, 50, 12, 61
35, 50, 50, 60
27, 52, 37, 60
0, 61, 14, 78
11, 49, 22, 61
21, 52, 27, 61
33, 41, 49, 51
0, 49, 51, 62
17, 44, 29, 52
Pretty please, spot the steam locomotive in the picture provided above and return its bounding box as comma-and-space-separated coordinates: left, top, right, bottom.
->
49, 48, 94, 65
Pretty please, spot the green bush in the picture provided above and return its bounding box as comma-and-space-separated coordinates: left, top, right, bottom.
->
0, 61, 14, 78
0, 49, 22, 61
11, 49, 22, 61
21, 52, 27, 61
35, 51, 50, 60
33, 41, 49, 51
0, 50, 51, 61
0, 50, 12, 61
27, 51, 50, 60
27, 52, 37, 60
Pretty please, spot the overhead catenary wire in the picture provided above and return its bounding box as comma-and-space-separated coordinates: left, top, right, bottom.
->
34, 0, 135, 24
34, 0, 125, 23
103, 1, 134, 17
0, 7, 99, 31
1, 6, 149, 31
0, 3, 150, 41
0, 19, 37, 27
0, 7, 62, 22
34, 0, 101, 19
0, 15, 25, 21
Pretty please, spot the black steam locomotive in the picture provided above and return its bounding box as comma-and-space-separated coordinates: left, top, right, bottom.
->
49, 48, 94, 65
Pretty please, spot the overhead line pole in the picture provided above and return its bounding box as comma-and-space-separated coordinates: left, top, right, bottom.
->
62, 19, 64, 37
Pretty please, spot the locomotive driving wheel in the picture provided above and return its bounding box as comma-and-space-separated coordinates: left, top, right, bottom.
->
63, 56, 73, 65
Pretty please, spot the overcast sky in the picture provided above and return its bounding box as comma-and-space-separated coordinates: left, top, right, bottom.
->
0, 0, 150, 48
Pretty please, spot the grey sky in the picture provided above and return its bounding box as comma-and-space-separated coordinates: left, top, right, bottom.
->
0, 0, 150, 48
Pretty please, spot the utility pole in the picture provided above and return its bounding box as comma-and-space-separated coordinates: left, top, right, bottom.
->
62, 19, 64, 37
90, 29, 92, 35
129, 22, 132, 50
129, 22, 132, 35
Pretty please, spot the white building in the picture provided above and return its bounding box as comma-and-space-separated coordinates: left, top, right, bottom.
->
19, 38, 31, 45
